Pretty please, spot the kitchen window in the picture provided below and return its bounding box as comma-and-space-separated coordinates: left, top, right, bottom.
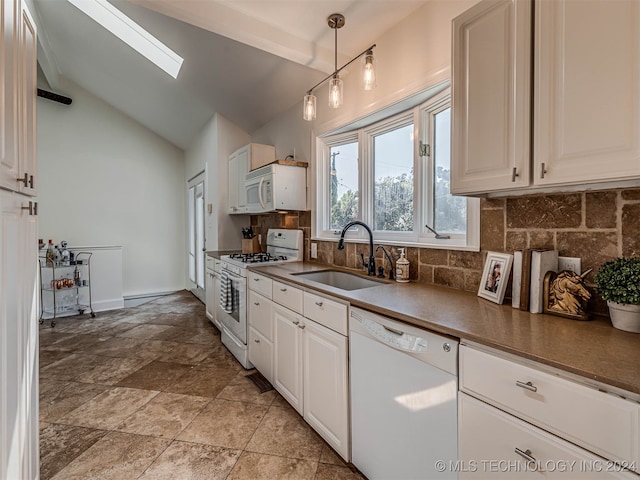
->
315, 90, 480, 250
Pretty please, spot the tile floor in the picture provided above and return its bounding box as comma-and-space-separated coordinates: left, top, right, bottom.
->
39, 291, 365, 480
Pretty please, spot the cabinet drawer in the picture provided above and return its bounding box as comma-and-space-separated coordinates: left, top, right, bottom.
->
303, 292, 348, 335
248, 290, 273, 340
249, 327, 273, 384
248, 271, 273, 298
460, 345, 640, 466
459, 393, 638, 479
273, 281, 303, 314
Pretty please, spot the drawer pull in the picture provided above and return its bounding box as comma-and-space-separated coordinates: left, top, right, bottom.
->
280, 288, 287, 292
254, 302, 260, 306
383, 325, 404, 336
515, 448, 536, 463
254, 339, 260, 343
298, 323, 306, 329
315, 301, 323, 307
516, 380, 538, 392
253, 278, 260, 281
292, 320, 300, 325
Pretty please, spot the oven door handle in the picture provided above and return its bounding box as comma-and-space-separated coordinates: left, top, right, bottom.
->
222, 270, 244, 283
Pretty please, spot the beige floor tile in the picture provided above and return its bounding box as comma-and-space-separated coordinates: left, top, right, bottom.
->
51, 431, 169, 480
319, 443, 349, 466
81, 336, 179, 360
138, 441, 241, 479
271, 393, 292, 408
164, 365, 239, 397
40, 353, 112, 382
116, 392, 210, 439
39, 349, 73, 368
314, 463, 366, 480
216, 371, 276, 405
117, 323, 174, 339
245, 405, 324, 461
58, 386, 159, 429
185, 326, 222, 345
41, 333, 107, 352
116, 360, 193, 391
198, 344, 244, 370
39, 423, 108, 479
226, 451, 317, 480
75, 356, 152, 385
177, 398, 268, 449
156, 342, 216, 365
40, 380, 108, 422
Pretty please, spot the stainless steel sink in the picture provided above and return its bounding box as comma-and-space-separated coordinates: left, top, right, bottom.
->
292, 270, 386, 291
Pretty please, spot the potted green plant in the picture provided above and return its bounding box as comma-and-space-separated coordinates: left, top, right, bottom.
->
594, 257, 640, 333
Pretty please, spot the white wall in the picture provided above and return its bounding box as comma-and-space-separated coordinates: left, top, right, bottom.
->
185, 113, 250, 251
37, 79, 186, 297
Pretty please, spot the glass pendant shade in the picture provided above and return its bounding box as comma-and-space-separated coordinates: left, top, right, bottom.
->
363, 52, 376, 90
328, 76, 343, 108
303, 93, 316, 121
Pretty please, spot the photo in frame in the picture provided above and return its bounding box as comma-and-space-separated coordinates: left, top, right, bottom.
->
478, 251, 513, 304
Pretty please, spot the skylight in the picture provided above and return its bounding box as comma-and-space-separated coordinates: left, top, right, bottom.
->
68, 0, 184, 78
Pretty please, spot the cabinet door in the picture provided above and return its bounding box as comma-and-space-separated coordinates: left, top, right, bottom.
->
534, 0, 640, 186
248, 326, 273, 384
248, 290, 273, 340
205, 269, 214, 321
1, 0, 20, 192
459, 393, 638, 479
18, 2, 36, 196
451, 0, 531, 195
228, 147, 249, 213
303, 319, 349, 461
273, 304, 303, 414
0, 189, 39, 480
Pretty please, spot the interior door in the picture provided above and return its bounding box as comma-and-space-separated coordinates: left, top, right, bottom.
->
188, 173, 205, 302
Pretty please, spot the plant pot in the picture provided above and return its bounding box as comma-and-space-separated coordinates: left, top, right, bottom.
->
607, 301, 640, 333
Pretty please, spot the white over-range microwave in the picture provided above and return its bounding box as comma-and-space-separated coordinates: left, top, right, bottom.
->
245, 164, 307, 213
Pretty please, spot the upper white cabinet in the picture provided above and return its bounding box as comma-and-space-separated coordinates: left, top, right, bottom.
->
534, 0, 640, 187
1, 0, 37, 196
452, 0, 640, 195
228, 143, 275, 214
452, 0, 531, 194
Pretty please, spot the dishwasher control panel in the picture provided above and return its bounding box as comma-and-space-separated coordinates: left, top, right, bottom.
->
360, 317, 429, 352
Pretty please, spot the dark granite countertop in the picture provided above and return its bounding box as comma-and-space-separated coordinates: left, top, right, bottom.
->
250, 262, 640, 398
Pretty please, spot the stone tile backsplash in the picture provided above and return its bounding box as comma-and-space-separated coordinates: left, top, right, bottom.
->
251, 187, 640, 312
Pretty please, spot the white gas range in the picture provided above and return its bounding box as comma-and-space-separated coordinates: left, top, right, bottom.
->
217, 229, 303, 368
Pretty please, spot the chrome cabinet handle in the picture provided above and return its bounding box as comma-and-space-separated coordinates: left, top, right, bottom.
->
315, 301, 323, 307
298, 324, 306, 329
515, 448, 536, 463
280, 288, 287, 292
511, 167, 519, 182
540, 162, 547, 179
21, 201, 37, 216
253, 278, 260, 281
29, 175, 34, 188
254, 338, 260, 343
516, 380, 538, 392
292, 320, 300, 325
254, 302, 259, 306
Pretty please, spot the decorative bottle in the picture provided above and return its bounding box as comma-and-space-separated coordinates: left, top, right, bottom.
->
46, 240, 55, 267
395, 248, 410, 283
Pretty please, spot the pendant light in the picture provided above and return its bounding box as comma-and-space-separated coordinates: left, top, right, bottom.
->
302, 13, 376, 121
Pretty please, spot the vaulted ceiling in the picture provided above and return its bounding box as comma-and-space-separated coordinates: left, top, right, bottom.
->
30, 0, 429, 149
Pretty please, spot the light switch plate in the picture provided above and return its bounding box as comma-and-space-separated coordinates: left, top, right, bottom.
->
558, 256, 581, 274
311, 243, 318, 259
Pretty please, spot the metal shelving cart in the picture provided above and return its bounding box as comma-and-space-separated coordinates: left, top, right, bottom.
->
39, 251, 95, 327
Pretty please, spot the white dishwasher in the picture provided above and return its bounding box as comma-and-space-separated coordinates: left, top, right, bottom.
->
350, 307, 459, 480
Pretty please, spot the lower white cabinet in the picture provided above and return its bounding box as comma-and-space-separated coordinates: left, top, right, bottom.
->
205, 257, 221, 330
459, 343, 639, 479
303, 318, 349, 460
249, 275, 350, 461
459, 393, 638, 479
273, 303, 304, 413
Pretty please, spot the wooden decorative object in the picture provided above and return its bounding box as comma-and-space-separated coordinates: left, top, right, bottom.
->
543, 269, 593, 320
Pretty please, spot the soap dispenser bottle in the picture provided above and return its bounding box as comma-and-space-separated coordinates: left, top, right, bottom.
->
396, 248, 410, 283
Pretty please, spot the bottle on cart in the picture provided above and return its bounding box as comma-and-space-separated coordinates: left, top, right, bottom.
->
74, 266, 81, 286
46, 240, 55, 267
60, 240, 70, 266
53, 245, 62, 266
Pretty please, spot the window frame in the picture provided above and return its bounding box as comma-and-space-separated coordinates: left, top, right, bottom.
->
313, 89, 480, 251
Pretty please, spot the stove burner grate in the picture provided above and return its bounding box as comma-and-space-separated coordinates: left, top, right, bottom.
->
229, 253, 288, 263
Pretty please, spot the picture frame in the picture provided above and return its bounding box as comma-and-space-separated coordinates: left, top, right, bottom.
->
478, 251, 513, 304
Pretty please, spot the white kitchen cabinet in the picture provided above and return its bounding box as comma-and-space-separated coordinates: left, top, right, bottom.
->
273, 303, 304, 414
452, 0, 640, 195
459, 393, 638, 479
1, 0, 36, 196
459, 343, 640, 478
1, 188, 39, 480
205, 258, 215, 323
248, 289, 274, 383
533, 0, 640, 187
303, 317, 349, 460
228, 143, 275, 214
451, 0, 531, 194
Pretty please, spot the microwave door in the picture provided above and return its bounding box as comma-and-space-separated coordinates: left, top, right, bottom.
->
258, 177, 266, 209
